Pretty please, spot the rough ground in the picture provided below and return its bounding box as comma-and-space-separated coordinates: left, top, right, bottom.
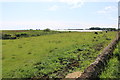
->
65, 71, 82, 78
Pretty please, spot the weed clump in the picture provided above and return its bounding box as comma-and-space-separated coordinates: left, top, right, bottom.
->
77, 49, 83, 51
28, 52, 32, 54
106, 38, 111, 40
94, 32, 98, 34
18, 45, 22, 48
94, 37, 96, 39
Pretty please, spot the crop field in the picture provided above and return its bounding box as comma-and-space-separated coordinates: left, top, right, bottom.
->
2, 30, 117, 78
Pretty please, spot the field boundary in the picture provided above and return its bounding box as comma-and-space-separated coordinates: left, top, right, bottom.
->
76, 32, 120, 79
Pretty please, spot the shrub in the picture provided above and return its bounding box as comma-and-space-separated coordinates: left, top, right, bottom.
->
15, 33, 29, 37
15, 34, 21, 37
44, 28, 51, 32
94, 32, 98, 34
2, 34, 12, 39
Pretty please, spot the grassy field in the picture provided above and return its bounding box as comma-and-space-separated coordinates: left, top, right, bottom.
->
2, 31, 116, 78
99, 42, 120, 78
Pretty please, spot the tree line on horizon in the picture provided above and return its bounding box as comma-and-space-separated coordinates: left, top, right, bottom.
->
88, 27, 118, 31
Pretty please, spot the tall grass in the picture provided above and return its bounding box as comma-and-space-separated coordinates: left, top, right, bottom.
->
99, 42, 120, 78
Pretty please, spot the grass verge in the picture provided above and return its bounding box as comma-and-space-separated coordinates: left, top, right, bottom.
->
99, 42, 120, 78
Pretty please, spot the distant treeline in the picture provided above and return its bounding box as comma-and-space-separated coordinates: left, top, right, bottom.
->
64, 27, 118, 31
89, 27, 117, 31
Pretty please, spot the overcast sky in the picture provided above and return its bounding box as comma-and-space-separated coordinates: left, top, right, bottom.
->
0, 0, 119, 30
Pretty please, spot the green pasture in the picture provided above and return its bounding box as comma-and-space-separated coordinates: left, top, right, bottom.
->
2, 31, 116, 78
